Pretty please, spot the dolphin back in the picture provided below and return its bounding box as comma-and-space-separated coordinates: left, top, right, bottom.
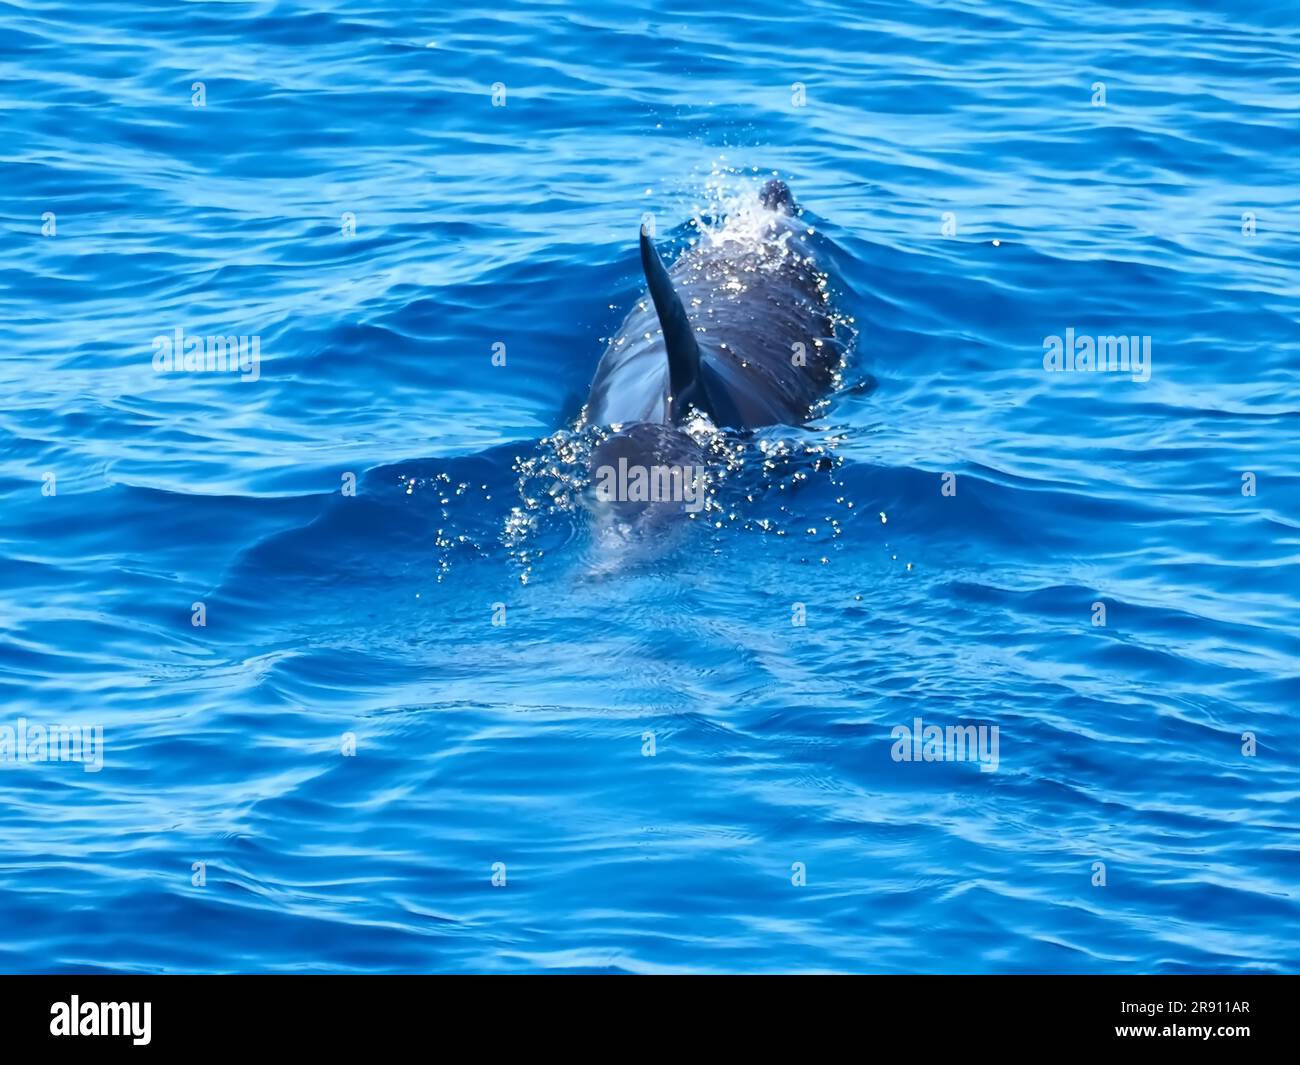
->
584, 180, 842, 432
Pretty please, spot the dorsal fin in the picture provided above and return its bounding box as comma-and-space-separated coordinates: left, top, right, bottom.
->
639, 226, 703, 420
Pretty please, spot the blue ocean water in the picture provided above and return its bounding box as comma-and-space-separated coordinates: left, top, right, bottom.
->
2, 0, 1298, 974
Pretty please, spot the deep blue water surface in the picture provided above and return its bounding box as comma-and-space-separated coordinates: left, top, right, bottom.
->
2, 0, 1299, 973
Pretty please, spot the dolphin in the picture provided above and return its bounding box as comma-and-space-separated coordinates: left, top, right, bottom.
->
580, 178, 845, 521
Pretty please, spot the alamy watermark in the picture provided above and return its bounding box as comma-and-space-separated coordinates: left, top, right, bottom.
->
152, 327, 260, 382
0, 718, 104, 772
593, 458, 707, 514
50, 996, 150, 1045
890, 717, 999, 773
1043, 328, 1151, 382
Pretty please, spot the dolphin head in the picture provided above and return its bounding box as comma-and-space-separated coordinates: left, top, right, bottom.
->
758, 177, 795, 213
